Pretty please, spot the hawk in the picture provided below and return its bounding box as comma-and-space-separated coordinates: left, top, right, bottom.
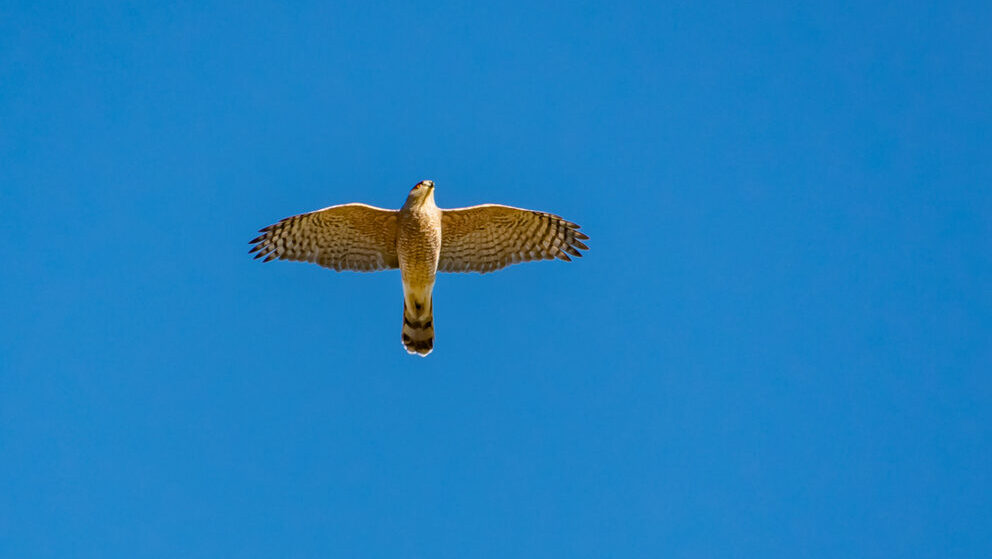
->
250, 180, 588, 356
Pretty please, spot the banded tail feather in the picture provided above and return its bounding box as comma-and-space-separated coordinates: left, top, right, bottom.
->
402, 295, 434, 356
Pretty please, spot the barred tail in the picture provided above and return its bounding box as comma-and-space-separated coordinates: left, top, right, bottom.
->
402, 294, 434, 356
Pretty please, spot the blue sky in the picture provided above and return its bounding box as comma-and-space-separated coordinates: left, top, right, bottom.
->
1, 1, 989, 557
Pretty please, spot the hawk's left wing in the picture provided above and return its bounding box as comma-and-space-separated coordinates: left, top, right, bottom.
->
250, 203, 399, 272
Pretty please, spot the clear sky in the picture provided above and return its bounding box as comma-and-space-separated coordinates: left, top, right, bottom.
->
1, 1, 989, 557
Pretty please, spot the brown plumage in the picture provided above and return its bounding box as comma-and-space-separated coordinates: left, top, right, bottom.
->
250, 180, 588, 356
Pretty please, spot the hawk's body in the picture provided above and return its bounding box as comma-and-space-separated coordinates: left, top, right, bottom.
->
250, 180, 588, 356
397, 191, 443, 354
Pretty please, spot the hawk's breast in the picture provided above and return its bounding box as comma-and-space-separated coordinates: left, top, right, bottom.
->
397, 207, 442, 288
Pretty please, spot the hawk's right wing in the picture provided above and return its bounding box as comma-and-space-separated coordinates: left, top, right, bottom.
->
250, 203, 399, 271
438, 204, 588, 273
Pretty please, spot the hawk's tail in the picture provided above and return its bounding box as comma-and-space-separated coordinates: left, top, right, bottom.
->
402, 293, 434, 356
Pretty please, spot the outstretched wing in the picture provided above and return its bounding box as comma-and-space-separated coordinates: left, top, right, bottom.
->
250, 203, 399, 271
438, 204, 589, 273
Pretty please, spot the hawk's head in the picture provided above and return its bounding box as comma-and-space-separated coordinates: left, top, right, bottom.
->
405, 180, 436, 206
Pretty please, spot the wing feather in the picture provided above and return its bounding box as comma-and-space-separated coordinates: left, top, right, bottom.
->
438, 204, 588, 273
250, 203, 399, 271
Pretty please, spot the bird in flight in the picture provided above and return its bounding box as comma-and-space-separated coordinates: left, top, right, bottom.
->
250, 180, 589, 356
